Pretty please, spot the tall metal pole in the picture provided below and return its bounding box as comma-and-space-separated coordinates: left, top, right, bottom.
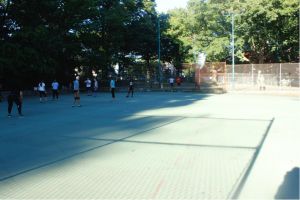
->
151, 15, 169, 89
222, 9, 245, 90
158, 20, 162, 89
232, 14, 235, 91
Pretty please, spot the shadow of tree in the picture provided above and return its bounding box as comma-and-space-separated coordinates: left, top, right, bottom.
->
0, 93, 217, 182
275, 167, 299, 199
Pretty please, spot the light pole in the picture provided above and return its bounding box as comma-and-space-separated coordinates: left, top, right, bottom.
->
151, 14, 169, 89
221, 8, 245, 91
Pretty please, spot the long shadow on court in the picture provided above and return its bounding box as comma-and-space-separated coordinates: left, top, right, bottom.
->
0, 92, 270, 199
0, 93, 214, 182
275, 167, 300, 199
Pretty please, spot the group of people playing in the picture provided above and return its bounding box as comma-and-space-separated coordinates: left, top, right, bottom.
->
7, 79, 62, 118
38, 79, 60, 104
72, 77, 134, 106
169, 77, 181, 90
6, 76, 134, 117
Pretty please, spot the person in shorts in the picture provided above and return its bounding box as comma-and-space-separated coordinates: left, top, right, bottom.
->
38, 79, 47, 104
73, 76, 81, 107
176, 77, 181, 88
169, 77, 174, 90
126, 78, 134, 97
110, 77, 115, 102
93, 78, 98, 97
85, 78, 92, 96
8, 81, 23, 118
52, 79, 59, 100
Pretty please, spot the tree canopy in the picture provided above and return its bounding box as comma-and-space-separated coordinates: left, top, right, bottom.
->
167, 0, 299, 64
0, 0, 183, 86
0, 0, 298, 87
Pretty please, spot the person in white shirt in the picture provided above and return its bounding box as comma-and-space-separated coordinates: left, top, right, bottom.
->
93, 78, 98, 97
52, 79, 59, 101
85, 78, 92, 96
110, 77, 115, 102
38, 79, 47, 104
169, 77, 174, 90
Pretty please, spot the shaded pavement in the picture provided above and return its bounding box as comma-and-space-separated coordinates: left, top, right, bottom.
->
0, 92, 299, 199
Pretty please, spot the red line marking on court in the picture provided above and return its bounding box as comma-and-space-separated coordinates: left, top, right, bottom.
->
201, 123, 204, 126
195, 130, 199, 135
174, 155, 183, 166
187, 140, 192, 147
150, 180, 165, 198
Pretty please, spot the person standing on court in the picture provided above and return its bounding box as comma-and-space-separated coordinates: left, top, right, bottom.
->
176, 77, 181, 88
52, 79, 59, 101
73, 76, 81, 107
169, 77, 174, 91
93, 78, 98, 97
38, 79, 47, 104
126, 78, 134, 97
110, 77, 115, 102
85, 78, 92, 96
8, 81, 23, 118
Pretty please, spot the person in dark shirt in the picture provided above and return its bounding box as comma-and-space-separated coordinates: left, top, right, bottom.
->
126, 78, 134, 97
8, 82, 23, 118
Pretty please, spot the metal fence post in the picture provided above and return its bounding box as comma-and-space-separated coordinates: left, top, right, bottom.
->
280, 63, 282, 91
252, 64, 253, 91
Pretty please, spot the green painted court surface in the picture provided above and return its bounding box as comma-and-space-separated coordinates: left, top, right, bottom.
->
0, 92, 299, 199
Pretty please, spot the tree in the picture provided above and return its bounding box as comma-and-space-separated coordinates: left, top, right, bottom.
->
167, 0, 299, 64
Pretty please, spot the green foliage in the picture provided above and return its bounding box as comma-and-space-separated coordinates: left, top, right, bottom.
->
167, 0, 299, 64
0, 0, 184, 86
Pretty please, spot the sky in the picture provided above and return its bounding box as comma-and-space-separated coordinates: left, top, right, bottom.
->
155, 0, 190, 13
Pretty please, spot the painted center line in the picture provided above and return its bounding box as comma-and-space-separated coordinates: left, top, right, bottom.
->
174, 155, 183, 166
195, 130, 199, 135
150, 180, 165, 198
187, 140, 193, 147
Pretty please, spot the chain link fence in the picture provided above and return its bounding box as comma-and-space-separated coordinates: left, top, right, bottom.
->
194, 62, 227, 89
105, 63, 299, 92
226, 63, 300, 91
113, 62, 227, 90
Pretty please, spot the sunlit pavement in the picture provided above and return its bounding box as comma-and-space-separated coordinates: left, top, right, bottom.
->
0, 92, 299, 199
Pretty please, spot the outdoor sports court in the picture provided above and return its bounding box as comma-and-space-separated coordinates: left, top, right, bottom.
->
0, 92, 299, 199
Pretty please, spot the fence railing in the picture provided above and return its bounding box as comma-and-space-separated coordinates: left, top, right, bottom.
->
226, 63, 299, 91
110, 63, 299, 92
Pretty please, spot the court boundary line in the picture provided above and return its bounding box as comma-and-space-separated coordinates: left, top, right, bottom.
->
130, 114, 272, 121
61, 137, 258, 150
0, 117, 187, 182
228, 118, 275, 199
